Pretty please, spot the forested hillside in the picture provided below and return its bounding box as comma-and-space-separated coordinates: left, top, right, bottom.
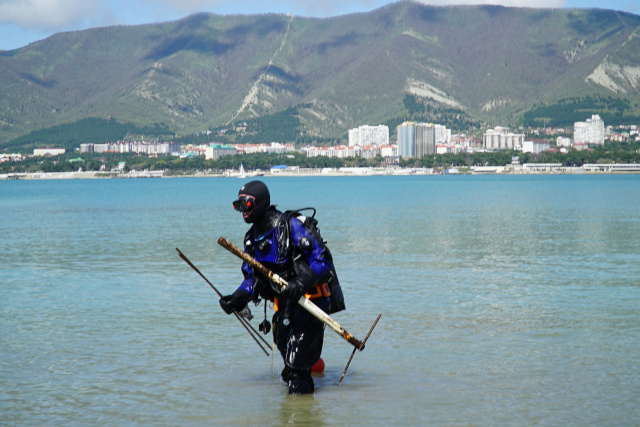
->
2, 1, 640, 150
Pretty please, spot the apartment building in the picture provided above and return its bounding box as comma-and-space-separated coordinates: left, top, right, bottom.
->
348, 125, 390, 146
397, 122, 442, 158
81, 142, 180, 155
574, 114, 605, 145
483, 127, 525, 150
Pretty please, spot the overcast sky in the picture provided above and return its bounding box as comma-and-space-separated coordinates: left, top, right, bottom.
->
1, 0, 639, 51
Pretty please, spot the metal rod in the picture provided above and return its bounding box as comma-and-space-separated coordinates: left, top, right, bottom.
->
217, 236, 366, 350
176, 247, 271, 356
339, 313, 382, 384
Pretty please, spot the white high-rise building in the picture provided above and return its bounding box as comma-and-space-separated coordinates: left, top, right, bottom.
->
483, 127, 525, 150
574, 114, 605, 145
434, 124, 451, 145
348, 125, 389, 146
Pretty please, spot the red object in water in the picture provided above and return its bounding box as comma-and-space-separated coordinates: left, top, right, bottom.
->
311, 357, 325, 373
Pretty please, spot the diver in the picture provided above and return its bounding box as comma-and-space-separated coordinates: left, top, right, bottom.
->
219, 180, 336, 395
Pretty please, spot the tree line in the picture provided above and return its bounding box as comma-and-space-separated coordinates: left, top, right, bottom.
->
523, 95, 640, 128
3, 141, 639, 175
402, 141, 640, 169
1, 118, 173, 153
397, 95, 479, 131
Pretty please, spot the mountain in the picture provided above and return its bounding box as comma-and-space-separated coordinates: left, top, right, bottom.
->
1, 1, 640, 145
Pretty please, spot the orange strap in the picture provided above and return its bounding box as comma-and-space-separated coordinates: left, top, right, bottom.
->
274, 283, 331, 312
306, 283, 331, 299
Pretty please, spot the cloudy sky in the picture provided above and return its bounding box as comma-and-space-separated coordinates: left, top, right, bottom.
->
1, 0, 638, 51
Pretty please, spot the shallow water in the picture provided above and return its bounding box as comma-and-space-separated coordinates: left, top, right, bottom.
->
1, 175, 639, 425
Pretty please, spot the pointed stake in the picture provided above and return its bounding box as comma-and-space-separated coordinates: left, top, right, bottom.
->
176, 247, 271, 356
339, 314, 382, 384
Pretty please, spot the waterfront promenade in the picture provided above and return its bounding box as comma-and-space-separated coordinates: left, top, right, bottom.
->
2, 163, 640, 180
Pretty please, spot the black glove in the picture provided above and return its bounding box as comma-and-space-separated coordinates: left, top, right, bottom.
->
281, 279, 307, 302
219, 289, 250, 315
283, 260, 318, 302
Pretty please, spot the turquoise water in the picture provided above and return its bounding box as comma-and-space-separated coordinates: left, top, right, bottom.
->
1, 175, 639, 426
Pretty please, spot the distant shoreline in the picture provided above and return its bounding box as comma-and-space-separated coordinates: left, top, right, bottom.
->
3, 167, 640, 180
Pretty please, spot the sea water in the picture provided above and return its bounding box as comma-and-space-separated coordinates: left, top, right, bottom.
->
1, 175, 639, 426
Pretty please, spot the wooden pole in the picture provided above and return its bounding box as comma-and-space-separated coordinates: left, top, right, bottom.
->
217, 237, 366, 350
176, 247, 271, 356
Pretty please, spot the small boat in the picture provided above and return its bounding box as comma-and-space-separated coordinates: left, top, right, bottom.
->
238, 163, 246, 179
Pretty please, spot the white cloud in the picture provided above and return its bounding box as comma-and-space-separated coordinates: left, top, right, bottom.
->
0, 0, 106, 28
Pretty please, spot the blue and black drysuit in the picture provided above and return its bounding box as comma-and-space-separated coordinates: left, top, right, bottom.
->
237, 207, 334, 393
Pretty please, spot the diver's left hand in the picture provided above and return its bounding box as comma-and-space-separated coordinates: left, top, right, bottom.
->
281, 279, 307, 301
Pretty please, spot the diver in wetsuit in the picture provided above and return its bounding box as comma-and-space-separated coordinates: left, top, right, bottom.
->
219, 180, 334, 395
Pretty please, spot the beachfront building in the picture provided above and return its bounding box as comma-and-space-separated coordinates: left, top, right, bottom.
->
205, 143, 237, 160
483, 127, 525, 150
397, 122, 441, 158
380, 144, 398, 158
180, 144, 208, 158
451, 134, 481, 151
434, 124, 451, 145
523, 140, 551, 154
348, 125, 389, 147
81, 141, 180, 155
574, 114, 605, 145
397, 122, 416, 158
306, 145, 366, 158
583, 163, 640, 172
415, 123, 436, 158
235, 142, 295, 154
305, 143, 398, 159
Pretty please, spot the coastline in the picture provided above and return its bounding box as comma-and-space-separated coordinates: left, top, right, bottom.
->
3, 165, 640, 180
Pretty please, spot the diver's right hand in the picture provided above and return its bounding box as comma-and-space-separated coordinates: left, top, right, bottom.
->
219, 289, 249, 314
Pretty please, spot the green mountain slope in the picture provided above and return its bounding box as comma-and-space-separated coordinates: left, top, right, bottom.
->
1, 1, 639, 145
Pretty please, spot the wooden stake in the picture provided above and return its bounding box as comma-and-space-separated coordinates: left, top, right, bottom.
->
217, 236, 366, 350
339, 314, 382, 384
176, 247, 271, 356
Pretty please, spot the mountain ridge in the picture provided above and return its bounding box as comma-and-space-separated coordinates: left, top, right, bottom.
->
1, 1, 640, 145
